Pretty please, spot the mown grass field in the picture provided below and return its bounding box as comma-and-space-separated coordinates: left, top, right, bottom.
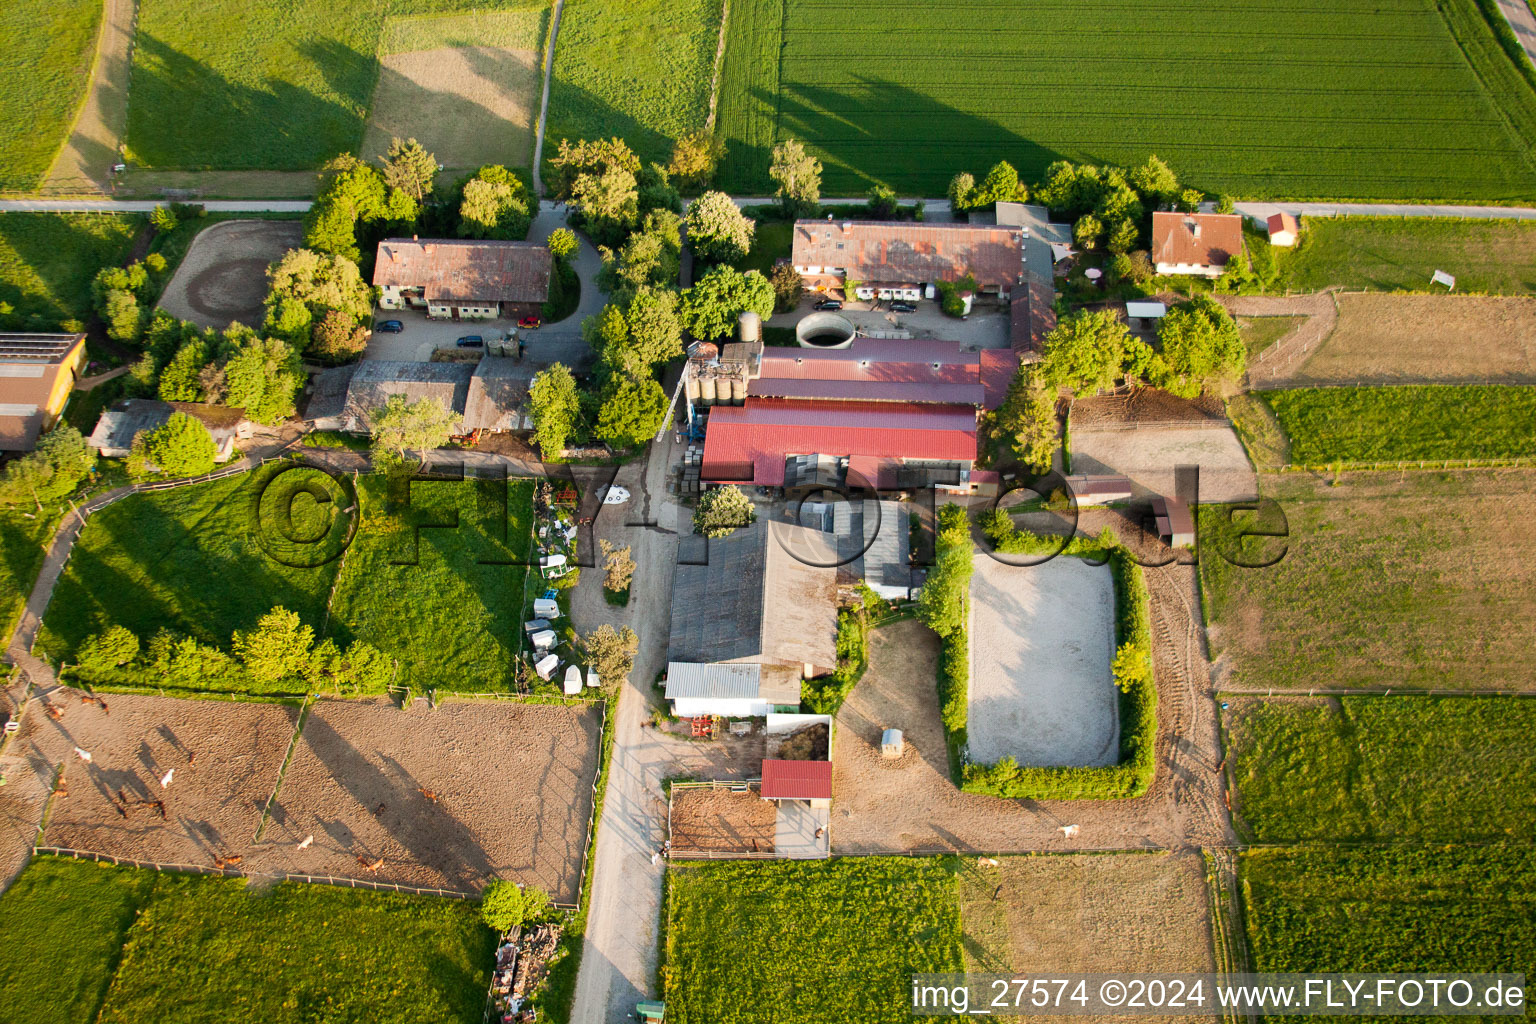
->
0, 508, 62, 649
544, 0, 724, 168
0, 213, 140, 329
35, 467, 348, 662
1223, 696, 1536, 843
125, 0, 547, 170
664, 858, 964, 1023
0, 0, 102, 193
715, 0, 1536, 200
325, 475, 534, 693
1242, 847, 1536, 976
1279, 217, 1536, 294
0, 857, 493, 1024
1259, 386, 1536, 464
1198, 471, 1536, 691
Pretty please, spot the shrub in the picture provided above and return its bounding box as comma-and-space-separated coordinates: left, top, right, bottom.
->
802, 607, 868, 714
149, 206, 178, 233
937, 629, 968, 738
769, 263, 803, 314
76, 626, 140, 674
143, 412, 218, 478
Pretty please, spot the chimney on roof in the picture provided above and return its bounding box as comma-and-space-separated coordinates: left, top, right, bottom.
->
1190, 220, 1201, 239
413, 234, 418, 241
841, 221, 853, 233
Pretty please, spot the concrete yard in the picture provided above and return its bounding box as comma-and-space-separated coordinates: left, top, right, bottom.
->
968, 555, 1119, 768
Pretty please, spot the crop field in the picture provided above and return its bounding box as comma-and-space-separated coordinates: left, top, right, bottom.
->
0, 213, 140, 329
1198, 470, 1536, 691
1, 508, 61, 648
124, 0, 548, 171
0, 856, 493, 1024
1223, 696, 1536, 843
664, 858, 963, 1023
0, 0, 102, 193
714, 0, 1536, 200
1279, 216, 1536, 294
1258, 385, 1536, 464
325, 475, 534, 693
544, 0, 724, 168
1282, 294, 1536, 386
1241, 847, 1536, 976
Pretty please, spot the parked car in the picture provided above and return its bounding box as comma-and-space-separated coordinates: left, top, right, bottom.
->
455, 335, 484, 348
812, 299, 843, 311
890, 302, 917, 313
376, 319, 404, 333
518, 316, 542, 329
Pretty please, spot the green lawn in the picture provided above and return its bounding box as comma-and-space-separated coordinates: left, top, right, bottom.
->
0, 856, 493, 1024
1197, 472, 1536, 691
1242, 847, 1536, 976
715, 0, 1536, 201
124, 0, 543, 170
0, 213, 141, 330
664, 858, 964, 1024
325, 475, 534, 693
0, 0, 102, 193
544, 0, 725, 168
1224, 696, 1536, 843
732, 218, 792, 277
0, 508, 62, 649
1259, 385, 1536, 464
1235, 315, 1303, 359
35, 467, 346, 662
1279, 216, 1536, 294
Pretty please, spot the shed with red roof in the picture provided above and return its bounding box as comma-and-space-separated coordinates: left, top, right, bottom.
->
760, 758, 833, 807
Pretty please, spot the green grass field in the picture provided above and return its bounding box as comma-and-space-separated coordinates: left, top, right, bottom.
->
34, 468, 346, 661
0, 213, 140, 330
544, 0, 724, 168
664, 858, 964, 1023
0, 856, 493, 1024
1279, 216, 1536, 294
0, 508, 62, 649
125, 0, 545, 171
0, 0, 102, 192
1259, 386, 1536, 464
1224, 696, 1536, 843
1198, 471, 1536, 691
1242, 847, 1536, 976
715, 0, 1536, 201
325, 475, 534, 693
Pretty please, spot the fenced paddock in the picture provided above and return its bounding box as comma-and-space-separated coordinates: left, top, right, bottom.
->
667, 781, 776, 859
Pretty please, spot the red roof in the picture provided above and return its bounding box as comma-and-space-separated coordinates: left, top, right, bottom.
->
979, 349, 1020, 410
753, 340, 987, 406
1151, 213, 1244, 270
761, 759, 833, 800
373, 238, 552, 304
702, 399, 978, 486
792, 220, 1024, 290
1266, 212, 1299, 235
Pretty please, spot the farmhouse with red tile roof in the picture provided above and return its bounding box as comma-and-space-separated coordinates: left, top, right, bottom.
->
791, 220, 1025, 301
1150, 212, 1244, 278
373, 238, 551, 320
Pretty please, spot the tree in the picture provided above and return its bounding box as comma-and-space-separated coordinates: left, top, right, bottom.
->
918, 505, 972, 637
680, 266, 774, 341
669, 130, 726, 191
866, 185, 898, 219
987, 363, 1059, 472
1073, 213, 1103, 249
302, 154, 412, 261
265, 249, 371, 339
597, 211, 681, 300
572, 165, 639, 243
32, 424, 95, 494
1038, 309, 1132, 394
693, 485, 755, 538
599, 539, 635, 593
1112, 638, 1152, 693
947, 172, 976, 216
528, 363, 581, 454
977, 160, 1023, 206
685, 191, 755, 265
309, 309, 369, 364
769, 263, 803, 314
1128, 155, 1179, 206
457, 165, 532, 240
583, 623, 639, 683
1154, 296, 1246, 398
547, 137, 641, 204
1178, 188, 1204, 214
77, 625, 141, 675
769, 139, 821, 217
1215, 193, 1235, 215
367, 393, 459, 467
150, 205, 178, 233
636, 162, 682, 217
621, 289, 684, 369
232, 606, 315, 684
223, 336, 304, 424
480, 881, 550, 933
144, 412, 218, 477
593, 374, 667, 449
1107, 217, 1139, 256
157, 337, 210, 402
546, 227, 578, 263
381, 137, 437, 202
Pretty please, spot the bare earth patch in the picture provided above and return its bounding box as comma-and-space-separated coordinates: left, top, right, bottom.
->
1289, 293, 1536, 385
668, 786, 775, 855
1071, 425, 1258, 503
969, 556, 1118, 767
362, 46, 539, 172
156, 219, 303, 330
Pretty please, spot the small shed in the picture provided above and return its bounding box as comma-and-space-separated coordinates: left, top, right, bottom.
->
1125, 300, 1166, 328
760, 758, 833, 810
1152, 495, 1195, 547
881, 729, 904, 758
636, 1002, 666, 1024
1066, 474, 1135, 507
1266, 212, 1299, 247
534, 654, 559, 681
562, 665, 583, 696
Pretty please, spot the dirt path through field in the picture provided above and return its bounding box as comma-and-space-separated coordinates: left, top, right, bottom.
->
1218, 293, 1337, 387
531, 0, 565, 194
41, 0, 134, 195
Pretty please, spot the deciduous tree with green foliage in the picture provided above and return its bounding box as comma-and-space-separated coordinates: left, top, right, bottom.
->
264, 249, 371, 347
222, 337, 304, 424
308, 309, 369, 364
1038, 308, 1132, 394
977, 160, 1025, 206
0, 424, 96, 507
480, 881, 550, 933
769, 263, 803, 313
769, 139, 822, 217
685, 191, 755, 265
680, 266, 774, 341
583, 623, 638, 683
143, 412, 218, 478
987, 365, 1058, 471
669, 130, 726, 192
456, 165, 532, 240
692, 484, 755, 538
231, 606, 314, 684
918, 504, 972, 638
546, 227, 578, 263
549, 138, 643, 246
367, 393, 458, 468
381, 137, 437, 203
597, 211, 681, 300
76, 625, 140, 674
1153, 296, 1246, 398
593, 374, 667, 449
528, 363, 581, 455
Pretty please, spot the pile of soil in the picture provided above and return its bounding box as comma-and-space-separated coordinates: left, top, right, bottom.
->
773, 723, 829, 761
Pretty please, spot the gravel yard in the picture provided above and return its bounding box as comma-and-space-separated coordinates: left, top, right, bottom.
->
156, 219, 302, 330
668, 786, 775, 856
968, 556, 1118, 768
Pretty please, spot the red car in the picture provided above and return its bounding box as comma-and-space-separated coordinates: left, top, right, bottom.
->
518, 316, 542, 329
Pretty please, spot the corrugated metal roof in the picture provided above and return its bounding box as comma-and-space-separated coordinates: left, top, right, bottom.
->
750, 378, 985, 405
792, 220, 1023, 290
760, 758, 833, 800
979, 350, 1019, 411
1125, 301, 1167, 318
664, 662, 761, 700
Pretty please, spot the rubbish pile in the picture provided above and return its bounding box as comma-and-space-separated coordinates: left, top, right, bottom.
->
487, 922, 565, 1023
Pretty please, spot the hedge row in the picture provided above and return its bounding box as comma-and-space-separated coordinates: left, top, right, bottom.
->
937, 629, 968, 740
802, 608, 868, 714
960, 518, 1158, 800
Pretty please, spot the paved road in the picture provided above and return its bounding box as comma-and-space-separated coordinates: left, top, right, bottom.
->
0, 199, 314, 213
1234, 201, 1536, 222
531, 0, 566, 195
1495, 0, 1536, 68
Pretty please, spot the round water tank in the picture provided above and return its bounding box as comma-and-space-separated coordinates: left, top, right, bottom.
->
795, 311, 856, 349
689, 340, 719, 363
738, 311, 762, 342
